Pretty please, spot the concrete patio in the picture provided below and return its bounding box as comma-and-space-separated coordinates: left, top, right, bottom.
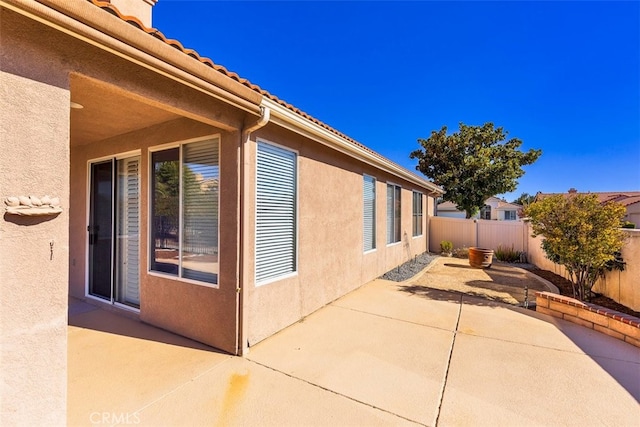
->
68, 268, 640, 426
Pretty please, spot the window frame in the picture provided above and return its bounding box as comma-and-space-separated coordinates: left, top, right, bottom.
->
148, 135, 221, 289
504, 210, 517, 220
363, 174, 377, 253
412, 191, 423, 237
386, 183, 402, 245
254, 139, 299, 286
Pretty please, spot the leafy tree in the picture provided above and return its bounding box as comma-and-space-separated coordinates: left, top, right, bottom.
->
410, 122, 541, 218
153, 160, 198, 247
513, 192, 535, 206
523, 194, 627, 301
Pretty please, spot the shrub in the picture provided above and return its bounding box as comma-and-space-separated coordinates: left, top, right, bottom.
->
523, 194, 627, 301
494, 245, 522, 263
440, 240, 453, 254
452, 247, 469, 259
622, 221, 636, 229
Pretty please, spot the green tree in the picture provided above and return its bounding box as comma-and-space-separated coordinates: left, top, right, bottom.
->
513, 192, 535, 206
523, 194, 627, 301
410, 122, 541, 218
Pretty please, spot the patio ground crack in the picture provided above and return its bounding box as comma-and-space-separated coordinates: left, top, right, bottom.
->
433, 292, 462, 427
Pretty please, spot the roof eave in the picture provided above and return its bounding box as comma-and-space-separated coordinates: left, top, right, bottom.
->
263, 98, 443, 194
3, 0, 263, 114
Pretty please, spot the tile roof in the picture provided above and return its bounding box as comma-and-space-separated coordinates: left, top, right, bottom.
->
536, 191, 640, 206
496, 201, 522, 210
86, 0, 429, 184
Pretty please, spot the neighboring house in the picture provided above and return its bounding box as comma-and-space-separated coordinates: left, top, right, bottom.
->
0, 0, 443, 423
436, 197, 522, 220
536, 189, 640, 228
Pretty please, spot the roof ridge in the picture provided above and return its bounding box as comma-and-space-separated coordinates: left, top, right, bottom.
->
85, 0, 430, 186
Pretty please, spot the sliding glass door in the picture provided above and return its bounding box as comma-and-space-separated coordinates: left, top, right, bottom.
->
88, 156, 140, 308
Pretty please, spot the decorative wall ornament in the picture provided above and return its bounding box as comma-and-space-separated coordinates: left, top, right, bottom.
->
4, 195, 62, 216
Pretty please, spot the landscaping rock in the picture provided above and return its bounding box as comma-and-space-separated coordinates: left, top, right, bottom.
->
380, 252, 438, 282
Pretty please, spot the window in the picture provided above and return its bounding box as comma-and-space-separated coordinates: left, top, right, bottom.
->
504, 210, 517, 220
412, 191, 423, 236
387, 184, 401, 244
363, 175, 376, 251
150, 137, 219, 285
480, 205, 491, 220
256, 141, 297, 284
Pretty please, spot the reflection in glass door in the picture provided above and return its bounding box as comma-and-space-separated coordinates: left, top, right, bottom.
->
88, 156, 140, 308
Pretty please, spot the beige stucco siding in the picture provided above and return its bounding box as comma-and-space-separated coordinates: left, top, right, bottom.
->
244, 125, 431, 346
0, 72, 69, 424
0, 9, 250, 355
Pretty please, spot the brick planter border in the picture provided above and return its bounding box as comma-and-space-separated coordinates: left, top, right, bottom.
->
535, 291, 640, 348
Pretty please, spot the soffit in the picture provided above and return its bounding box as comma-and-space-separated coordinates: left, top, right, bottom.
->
70, 74, 180, 146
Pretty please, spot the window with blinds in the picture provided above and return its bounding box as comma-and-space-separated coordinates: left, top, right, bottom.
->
182, 140, 219, 283
363, 175, 376, 252
150, 137, 219, 286
256, 141, 297, 284
387, 184, 401, 244
412, 191, 423, 237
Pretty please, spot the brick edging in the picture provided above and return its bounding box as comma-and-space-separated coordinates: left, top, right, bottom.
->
535, 291, 640, 348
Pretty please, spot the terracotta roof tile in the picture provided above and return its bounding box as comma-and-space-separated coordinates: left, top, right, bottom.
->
82, 0, 434, 185
537, 191, 640, 206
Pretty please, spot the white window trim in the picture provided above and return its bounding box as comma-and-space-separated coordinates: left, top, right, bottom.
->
147, 134, 221, 289
386, 182, 402, 246
363, 174, 377, 253
254, 138, 299, 286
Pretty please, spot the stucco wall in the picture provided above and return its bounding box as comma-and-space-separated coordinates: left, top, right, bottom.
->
626, 202, 640, 228
69, 118, 241, 353
0, 71, 69, 424
0, 6, 248, 355
244, 124, 432, 346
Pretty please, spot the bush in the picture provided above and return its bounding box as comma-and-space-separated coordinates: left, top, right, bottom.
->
440, 240, 453, 253
523, 194, 626, 301
494, 245, 523, 263
622, 221, 636, 229
452, 247, 469, 259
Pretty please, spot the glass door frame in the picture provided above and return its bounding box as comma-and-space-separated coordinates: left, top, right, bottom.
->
85, 150, 141, 312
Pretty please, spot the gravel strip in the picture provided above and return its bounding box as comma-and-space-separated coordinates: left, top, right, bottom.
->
380, 252, 439, 282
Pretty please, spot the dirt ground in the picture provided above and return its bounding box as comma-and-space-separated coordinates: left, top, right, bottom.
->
409, 257, 548, 307
530, 268, 640, 317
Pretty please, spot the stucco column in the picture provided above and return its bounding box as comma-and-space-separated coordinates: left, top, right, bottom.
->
0, 71, 70, 425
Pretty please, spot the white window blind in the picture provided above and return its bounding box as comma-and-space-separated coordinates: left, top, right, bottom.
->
387, 184, 401, 243
363, 175, 376, 251
116, 156, 140, 306
256, 142, 297, 284
182, 140, 219, 283
412, 191, 423, 237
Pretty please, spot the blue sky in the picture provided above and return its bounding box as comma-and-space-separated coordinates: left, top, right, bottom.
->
154, 1, 640, 202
